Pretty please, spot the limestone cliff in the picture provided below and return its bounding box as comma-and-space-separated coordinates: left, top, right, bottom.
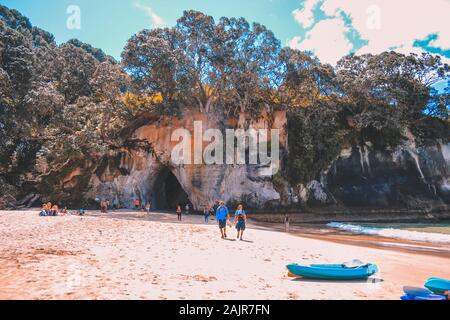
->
84, 110, 287, 210
62, 111, 449, 217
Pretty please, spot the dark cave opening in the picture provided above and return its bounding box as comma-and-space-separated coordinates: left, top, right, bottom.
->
152, 166, 191, 211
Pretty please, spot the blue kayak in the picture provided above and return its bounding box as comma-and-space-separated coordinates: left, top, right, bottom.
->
401, 294, 447, 301
287, 263, 378, 280
402, 287, 447, 300
424, 278, 450, 296
404, 286, 434, 297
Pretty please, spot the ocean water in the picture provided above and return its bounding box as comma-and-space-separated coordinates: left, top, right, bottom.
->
327, 222, 450, 244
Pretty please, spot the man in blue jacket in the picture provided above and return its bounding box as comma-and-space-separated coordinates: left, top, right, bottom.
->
216, 201, 230, 239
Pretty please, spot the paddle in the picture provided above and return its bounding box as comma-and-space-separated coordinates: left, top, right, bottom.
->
403, 286, 434, 297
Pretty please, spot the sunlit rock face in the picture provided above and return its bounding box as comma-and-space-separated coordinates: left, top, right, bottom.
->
82, 111, 449, 213
86, 110, 287, 210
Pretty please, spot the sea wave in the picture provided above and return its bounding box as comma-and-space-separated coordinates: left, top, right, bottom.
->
327, 222, 450, 244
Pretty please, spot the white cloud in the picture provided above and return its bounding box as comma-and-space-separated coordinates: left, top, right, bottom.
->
289, 0, 450, 64
292, 0, 320, 29
322, 0, 450, 54
135, 2, 166, 27
288, 18, 353, 65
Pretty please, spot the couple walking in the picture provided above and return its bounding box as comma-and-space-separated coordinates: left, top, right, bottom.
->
215, 201, 247, 241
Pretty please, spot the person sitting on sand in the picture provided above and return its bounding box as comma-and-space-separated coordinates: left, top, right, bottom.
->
46, 202, 52, 215
51, 205, 59, 217
216, 201, 230, 239
79, 208, 86, 216
61, 207, 68, 216
234, 204, 247, 241
176, 205, 182, 221
39, 204, 49, 216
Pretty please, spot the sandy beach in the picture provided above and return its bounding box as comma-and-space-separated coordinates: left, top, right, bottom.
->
0, 210, 449, 300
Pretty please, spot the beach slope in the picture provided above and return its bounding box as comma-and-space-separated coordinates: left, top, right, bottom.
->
0, 211, 448, 300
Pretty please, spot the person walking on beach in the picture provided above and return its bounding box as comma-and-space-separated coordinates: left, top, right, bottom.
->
203, 205, 210, 224
216, 201, 230, 239
145, 201, 151, 214
176, 205, 182, 221
234, 204, 247, 241
284, 214, 290, 233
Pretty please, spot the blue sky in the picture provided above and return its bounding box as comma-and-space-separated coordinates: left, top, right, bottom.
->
1, 0, 449, 67
0, 0, 303, 59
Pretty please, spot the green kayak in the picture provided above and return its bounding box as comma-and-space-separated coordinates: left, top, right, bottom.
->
287, 262, 379, 280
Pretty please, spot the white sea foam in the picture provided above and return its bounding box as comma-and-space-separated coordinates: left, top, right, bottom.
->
327, 222, 450, 244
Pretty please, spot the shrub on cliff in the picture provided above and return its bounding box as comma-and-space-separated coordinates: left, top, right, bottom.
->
0, 5, 449, 204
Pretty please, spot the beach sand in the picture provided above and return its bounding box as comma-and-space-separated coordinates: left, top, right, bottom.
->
0, 210, 449, 300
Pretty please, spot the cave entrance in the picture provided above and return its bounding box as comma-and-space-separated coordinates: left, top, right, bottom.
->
152, 166, 191, 211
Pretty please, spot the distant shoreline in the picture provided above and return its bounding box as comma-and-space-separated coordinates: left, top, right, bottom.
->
249, 219, 450, 259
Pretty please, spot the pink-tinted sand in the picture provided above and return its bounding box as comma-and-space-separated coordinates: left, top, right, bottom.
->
0, 210, 448, 300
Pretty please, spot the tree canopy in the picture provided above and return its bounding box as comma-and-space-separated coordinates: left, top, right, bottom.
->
0, 5, 449, 205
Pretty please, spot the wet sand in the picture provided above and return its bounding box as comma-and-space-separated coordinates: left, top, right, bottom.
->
251, 221, 450, 258
0, 210, 449, 300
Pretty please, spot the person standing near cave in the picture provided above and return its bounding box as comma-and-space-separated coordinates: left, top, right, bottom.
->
285, 214, 290, 233
112, 198, 119, 210
134, 198, 140, 211
95, 196, 101, 210
203, 205, 210, 224
176, 205, 182, 221
102, 199, 108, 213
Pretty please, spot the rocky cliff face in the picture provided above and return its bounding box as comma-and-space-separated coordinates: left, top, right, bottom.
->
293, 132, 450, 213
75, 111, 449, 214
84, 110, 287, 210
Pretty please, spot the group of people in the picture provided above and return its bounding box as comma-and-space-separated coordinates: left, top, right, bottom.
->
39, 196, 248, 241
215, 201, 247, 241
39, 203, 68, 217
39, 202, 87, 216
176, 200, 248, 241
134, 198, 152, 214
175, 203, 192, 221
95, 197, 120, 213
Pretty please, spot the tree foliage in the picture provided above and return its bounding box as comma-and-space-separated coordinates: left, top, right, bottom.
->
0, 5, 449, 203
122, 10, 282, 116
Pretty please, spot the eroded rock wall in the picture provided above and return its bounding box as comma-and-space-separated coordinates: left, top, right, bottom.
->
81, 110, 449, 214
86, 110, 287, 210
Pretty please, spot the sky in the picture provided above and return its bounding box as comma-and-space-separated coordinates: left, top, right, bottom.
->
1, 0, 449, 66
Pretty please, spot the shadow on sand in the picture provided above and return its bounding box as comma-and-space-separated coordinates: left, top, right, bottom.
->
290, 277, 385, 284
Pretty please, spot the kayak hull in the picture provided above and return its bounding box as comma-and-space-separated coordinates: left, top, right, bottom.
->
424, 278, 450, 296
401, 294, 447, 301
286, 263, 378, 280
